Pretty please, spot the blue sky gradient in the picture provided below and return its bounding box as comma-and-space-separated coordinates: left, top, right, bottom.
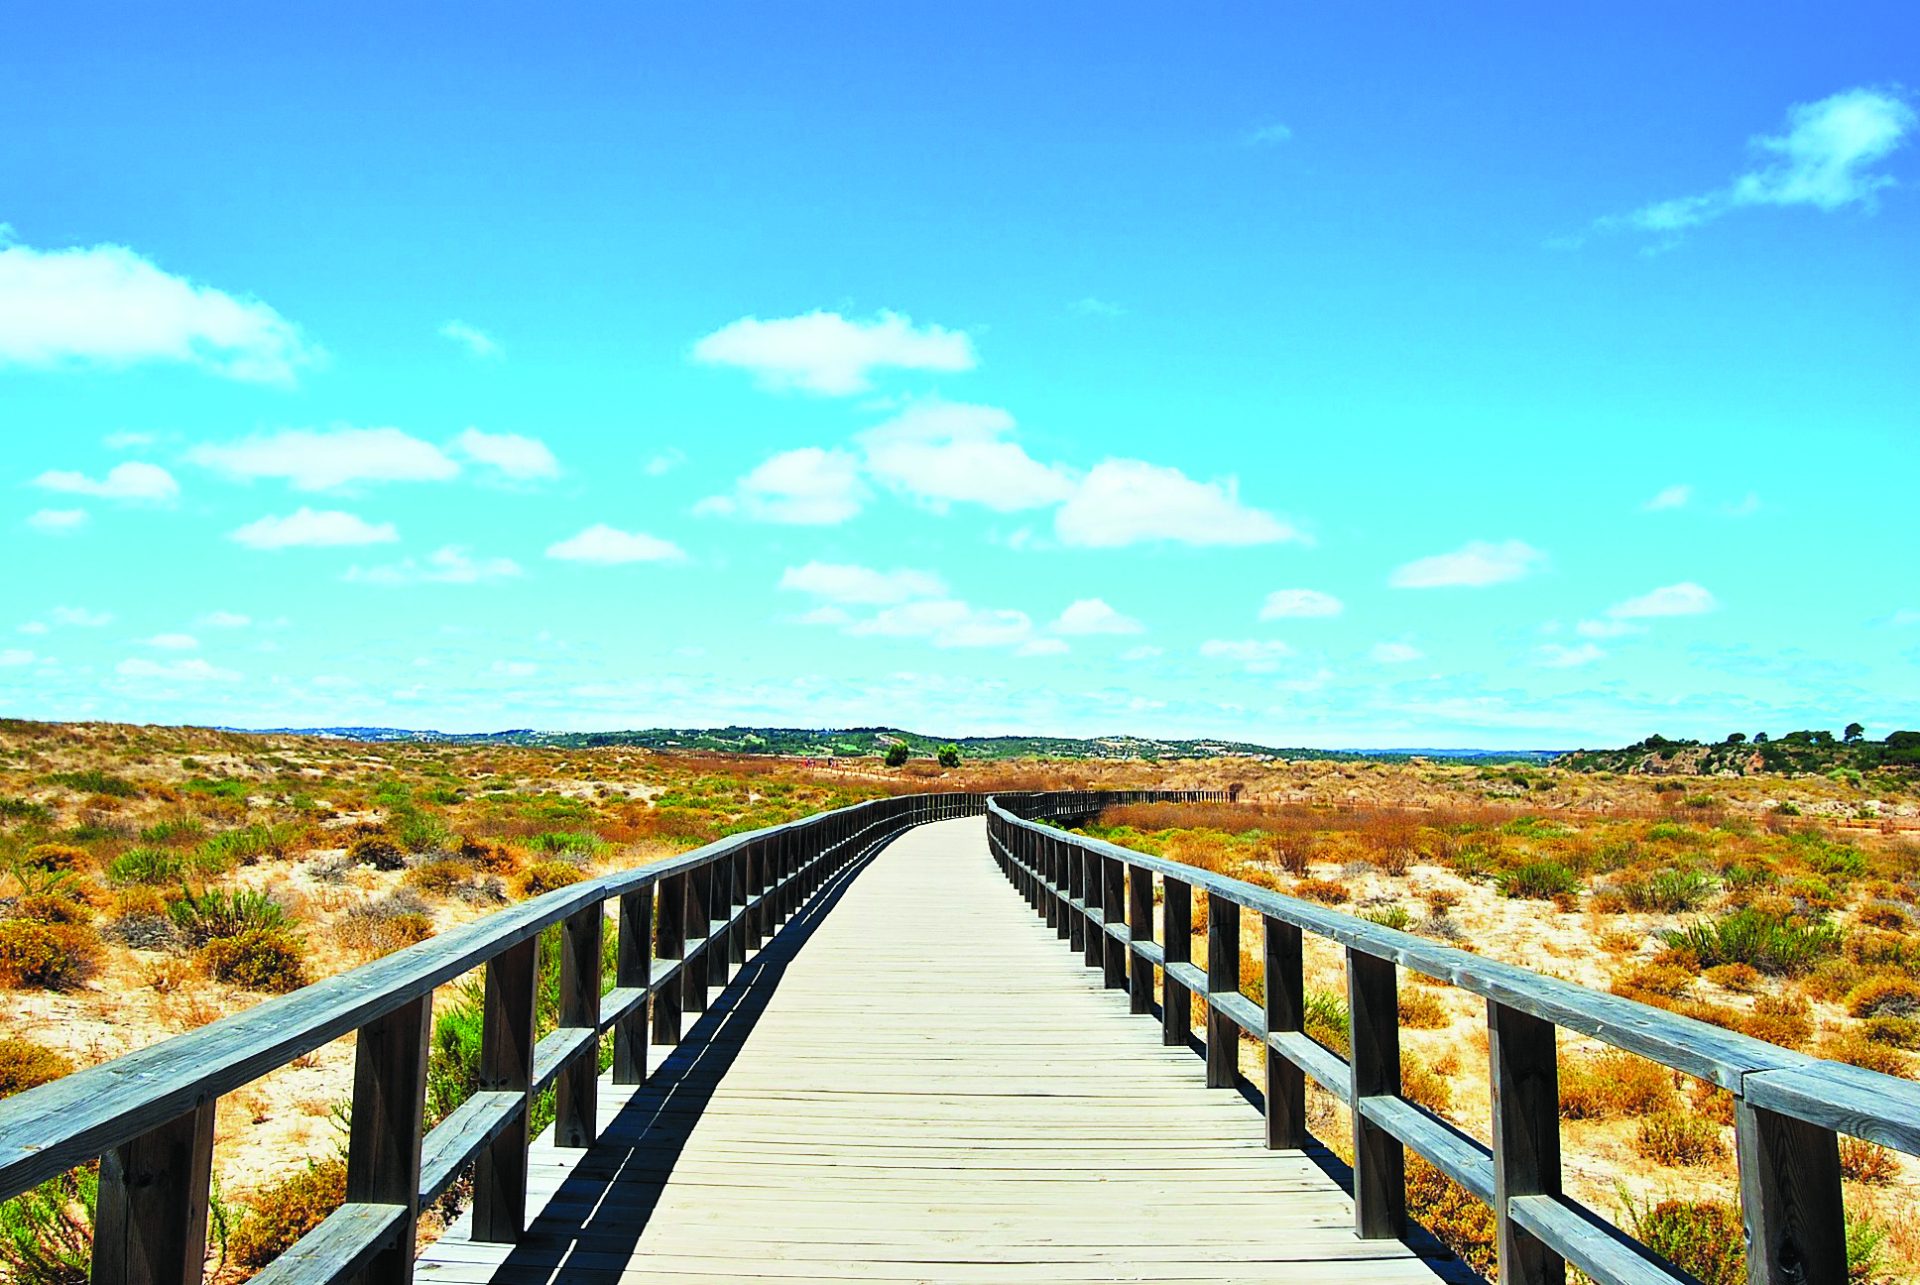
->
3, 4, 1916, 746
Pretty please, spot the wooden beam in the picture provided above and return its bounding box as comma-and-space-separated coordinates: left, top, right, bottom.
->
1737, 1099, 1846, 1285
344, 993, 431, 1285
1263, 916, 1305, 1150
1207, 898, 1241, 1089
554, 905, 603, 1149
91, 1101, 215, 1285
1127, 864, 1154, 1016
1489, 1000, 1565, 1285
1348, 947, 1406, 1240
471, 935, 535, 1243
612, 888, 652, 1086
1162, 876, 1191, 1048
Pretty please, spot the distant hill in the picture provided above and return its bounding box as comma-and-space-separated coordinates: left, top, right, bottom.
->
231, 724, 1560, 764
1557, 729, 1920, 778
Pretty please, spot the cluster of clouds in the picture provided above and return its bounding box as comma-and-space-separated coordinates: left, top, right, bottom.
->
691, 313, 1299, 550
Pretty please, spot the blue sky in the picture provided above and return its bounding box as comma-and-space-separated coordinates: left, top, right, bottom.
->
3, 3, 1916, 748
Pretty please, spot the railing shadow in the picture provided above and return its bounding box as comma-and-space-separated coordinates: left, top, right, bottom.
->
467, 831, 889, 1278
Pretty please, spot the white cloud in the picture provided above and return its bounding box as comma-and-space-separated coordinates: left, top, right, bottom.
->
1055, 460, 1300, 548
1199, 639, 1294, 672
702, 447, 867, 525
200, 611, 252, 628
691, 309, 976, 395
644, 448, 685, 477
1537, 642, 1606, 668
1260, 588, 1343, 619
1050, 598, 1144, 635
50, 607, 113, 627
0, 231, 318, 382
231, 508, 399, 550
347, 546, 522, 586
27, 508, 88, 533
794, 605, 853, 627
1576, 618, 1644, 639
1068, 297, 1126, 317
546, 524, 687, 565
1121, 644, 1164, 662
114, 657, 239, 682
1245, 122, 1294, 146
779, 562, 946, 605
191, 427, 458, 491
1390, 539, 1545, 589
450, 428, 558, 481
1017, 638, 1071, 657
1370, 641, 1424, 665
1607, 581, 1718, 619
143, 633, 199, 650
104, 431, 155, 450
858, 401, 1072, 512
0, 649, 33, 667
1623, 87, 1915, 233
34, 461, 179, 503
848, 599, 1034, 649
17, 622, 49, 636
1644, 484, 1691, 511
439, 320, 501, 360
491, 660, 538, 678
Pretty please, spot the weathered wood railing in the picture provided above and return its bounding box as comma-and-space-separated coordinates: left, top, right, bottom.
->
0, 786, 1214, 1285
988, 796, 1920, 1285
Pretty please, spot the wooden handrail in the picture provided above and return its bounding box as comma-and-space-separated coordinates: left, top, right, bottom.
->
0, 787, 1213, 1285
987, 796, 1920, 1285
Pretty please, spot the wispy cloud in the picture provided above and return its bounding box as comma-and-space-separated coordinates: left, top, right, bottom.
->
1244, 122, 1293, 146
34, 461, 178, 503
1049, 598, 1144, 636
545, 524, 686, 565
450, 428, 559, 481
50, 607, 113, 627
1390, 539, 1545, 589
1608, 581, 1718, 619
1199, 639, 1294, 672
192, 427, 458, 491
779, 562, 946, 605
1537, 642, 1606, 668
1067, 296, 1126, 318
1611, 87, 1915, 236
0, 228, 319, 382
1643, 483, 1691, 511
439, 320, 502, 360
27, 508, 88, 533
231, 508, 399, 549
697, 447, 867, 525
1259, 589, 1343, 619
115, 657, 239, 682
1054, 460, 1301, 548
848, 599, 1034, 649
691, 309, 976, 395
347, 546, 523, 586
1370, 641, 1424, 665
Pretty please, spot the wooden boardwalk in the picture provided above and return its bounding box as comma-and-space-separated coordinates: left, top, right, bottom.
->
417, 817, 1455, 1285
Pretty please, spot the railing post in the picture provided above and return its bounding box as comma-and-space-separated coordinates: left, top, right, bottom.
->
1736, 1101, 1846, 1285
653, 872, 686, 1046
1065, 836, 1085, 953
1051, 835, 1070, 941
555, 905, 603, 1149
473, 935, 536, 1241
1488, 1001, 1564, 1285
91, 1102, 216, 1285
684, 864, 710, 1014
344, 992, 432, 1284
1102, 854, 1127, 991
1347, 948, 1406, 1239
728, 847, 749, 966
1127, 863, 1153, 1016
1206, 896, 1240, 1088
614, 887, 653, 1086
1263, 915, 1305, 1149
1162, 876, 1191, 1046
1081, 849, 1102, 970
710, 855, 736, 984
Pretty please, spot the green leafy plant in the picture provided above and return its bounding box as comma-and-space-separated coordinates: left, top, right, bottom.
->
1660, 908, 1840, 976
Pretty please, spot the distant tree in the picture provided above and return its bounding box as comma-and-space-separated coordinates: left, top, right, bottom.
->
884, 742, 909, 768
1844, 722, 1865, 743
1811, 730, 1835, 746
1754, 732, 1769, 744
936, 743, 962, 768
1725, 732, 1747, 744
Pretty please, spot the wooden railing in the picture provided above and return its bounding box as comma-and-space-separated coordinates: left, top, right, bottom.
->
0, 787, 1213, 1285
987, 796, 1920, 1285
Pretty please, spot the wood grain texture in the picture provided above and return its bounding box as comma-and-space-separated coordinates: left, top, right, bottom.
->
1489, 1000, 1565, 1285
420, 816, 1447, 1285
471, 936, 536, 1243
1347, 948, 1406, 1240
1736, 1100, 1846, 1285
344, 993, 431, 1285
91, 1101, 215, 1285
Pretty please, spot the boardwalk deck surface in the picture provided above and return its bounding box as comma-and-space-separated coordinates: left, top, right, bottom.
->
418, 817, 1456, 1284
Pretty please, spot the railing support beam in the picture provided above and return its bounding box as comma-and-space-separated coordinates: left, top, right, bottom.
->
92, 1101, 216, 1285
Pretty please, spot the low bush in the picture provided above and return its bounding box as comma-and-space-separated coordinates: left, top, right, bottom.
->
1741, 993, 1813, 1050
21, 845, 86, 873
1497, 860, 1580, 901
393, 810, 453, 854
527, 830, 608, 859
10, 895, 92, 927
1398, 988, 1450, 1029
168, 887, 291, 946
46, 770, 137, 798
1839, 1136, 1899, 1185
1361, 905, 1412, 931
518, 861, 586, 897
458, 836, 521, 874
1860, 1016, 1920, 1049
1660, 908, 1840, 976
1303, 989, 1349, 1057
0, 921, 100, 990
1559, 1050, 1679, 1119
1634, 1111, 1727, 1166
228, 1158, 345, 1268
1401, 1056, 1452, 1112
201, 927, 310, 992
1703, 962, 1760, 992
105, 847, 182, 886
1629, 1198, 1745, 1285
1293, 877, 1348, 904
1405, 1155, 1495, 1279
0, 1038, 72, 1099
1845, 976, 1920, 1019
405, 859, 474, 897
334, 895, 434, 958
1821, 1032, 1910, 1078
347, 833, 405, 870
0, 1171, 94, 1285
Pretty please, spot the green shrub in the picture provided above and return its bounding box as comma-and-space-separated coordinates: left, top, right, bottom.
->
137, 818, 205, 846
1361, 905, 1413, 931
106, 847, 182, 886
518, 861, 585, 897
0, 798, 54, 825
347, 833, 405, 869
46, 770, 136, 798
1660, 908, 1841, 976
202, 928, 309, 991
1622, 868, 1714, 912
168, 887, 291, 946
196, 824, 291, 870
0, 1170, 95, 1285
228, 1158, 344, 1268
0, 1038, 73, 1099
180, 777, 249, 801
526, 831, 607, 859
884, 743, 910, 767
937, 744, 962, 768
1497, 860, 1580, 900
1630, 1199, 1744, 1285
1634, 1112, 1727, 1166
393, 810, 452, 854
1304, 989, 1350, 1057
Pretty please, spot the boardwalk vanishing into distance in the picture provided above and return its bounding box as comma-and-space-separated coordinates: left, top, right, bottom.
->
417, 816, 1452, 1284
1, 788, 1915, 1285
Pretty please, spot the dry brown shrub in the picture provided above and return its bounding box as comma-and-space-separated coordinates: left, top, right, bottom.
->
1294, 877, 1349, 905
1690, 1079, 1736, 1125
1846, 976, 1920, 1019
1839, 1136, 1900, 1185
1634, 1111, 1727, 1167
1741, 992, 1812, 1049
1705, 962, 1761, 992
1821, 1032, 1911, 1078
1398, 988, 1450, 1029
1559, 1050, 1679, 1119
1401, 1056, 1452, 1112
0, 1036, 73, 1098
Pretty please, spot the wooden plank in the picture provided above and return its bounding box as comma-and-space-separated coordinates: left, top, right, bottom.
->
245, 1203, 407, 1285
1507, 1194, 1689, 1285
471, 936, 535, 1242
420, 1091, 522, 1207
1263, 916, 1306, 1150
1127, 863, 1154, 1016
91, 1101, 215, 1285
612, 888, 652, 1086
652, 871, 686, 1047
344, 993, 430, 1285
1207, 905, 1241, 1090
1162, 876, 1191, 1048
